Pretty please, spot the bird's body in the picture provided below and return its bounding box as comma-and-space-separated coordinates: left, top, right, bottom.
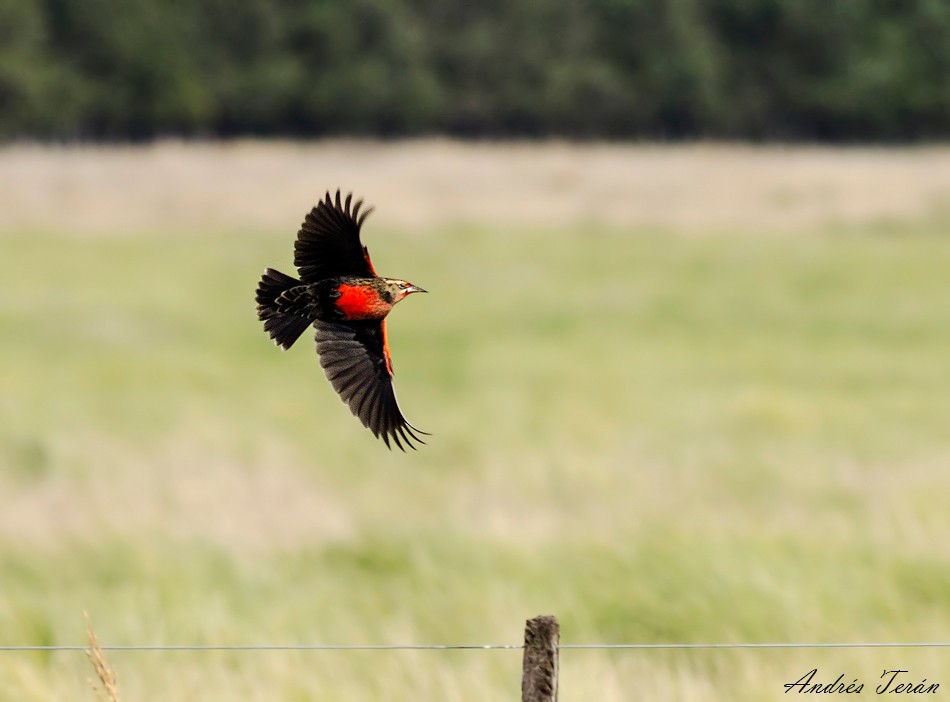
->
268, 276, 404, 322
255, 191, 427, 450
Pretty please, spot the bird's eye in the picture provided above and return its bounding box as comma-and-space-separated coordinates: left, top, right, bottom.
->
400, 281, 410, 289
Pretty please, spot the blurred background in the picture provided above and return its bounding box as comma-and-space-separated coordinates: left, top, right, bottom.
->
3, 0, 950, 141
2, 2, 950, 701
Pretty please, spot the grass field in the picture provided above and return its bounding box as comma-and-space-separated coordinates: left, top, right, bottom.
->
1, 142, 950, 700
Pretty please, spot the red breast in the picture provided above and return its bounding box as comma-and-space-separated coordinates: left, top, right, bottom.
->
335, 283, 392, 320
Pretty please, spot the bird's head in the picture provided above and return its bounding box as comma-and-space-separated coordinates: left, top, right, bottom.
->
382, 278, 427, 304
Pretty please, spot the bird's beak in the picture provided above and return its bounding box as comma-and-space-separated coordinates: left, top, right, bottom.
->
406, 285, 427, 295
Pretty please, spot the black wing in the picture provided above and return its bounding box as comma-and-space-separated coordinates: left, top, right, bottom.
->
294, 190, 376, 283
314, 320, 427, 451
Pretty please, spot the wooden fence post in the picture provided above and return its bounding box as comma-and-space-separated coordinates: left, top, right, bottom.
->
521, 615, 559, 702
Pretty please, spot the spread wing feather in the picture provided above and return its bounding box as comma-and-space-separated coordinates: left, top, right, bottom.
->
295, 190, 376, 283
314, 320, 427, 451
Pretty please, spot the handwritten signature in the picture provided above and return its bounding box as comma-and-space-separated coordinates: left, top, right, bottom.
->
785, 669, 939, 695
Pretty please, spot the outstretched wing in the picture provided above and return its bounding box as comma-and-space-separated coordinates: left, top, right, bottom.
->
295, 190, 377, 283
314, 319, 427, 451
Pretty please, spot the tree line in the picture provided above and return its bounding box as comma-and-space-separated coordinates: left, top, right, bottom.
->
2, 0, 948, 141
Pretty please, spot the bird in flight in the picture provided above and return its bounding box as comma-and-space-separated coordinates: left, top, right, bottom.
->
255, 190, 428, 450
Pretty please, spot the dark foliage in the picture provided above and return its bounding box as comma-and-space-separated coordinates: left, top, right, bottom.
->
2, 0, 948, 140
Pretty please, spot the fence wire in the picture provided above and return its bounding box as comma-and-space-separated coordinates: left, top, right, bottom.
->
2, 641, 950, 652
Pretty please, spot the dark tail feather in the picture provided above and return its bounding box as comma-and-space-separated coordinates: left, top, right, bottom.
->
256, 268, 311, 350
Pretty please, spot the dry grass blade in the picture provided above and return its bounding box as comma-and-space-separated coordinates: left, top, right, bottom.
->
85, 614, 120, 702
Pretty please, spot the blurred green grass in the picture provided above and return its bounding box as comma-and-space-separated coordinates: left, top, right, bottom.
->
2, 215, 950, 700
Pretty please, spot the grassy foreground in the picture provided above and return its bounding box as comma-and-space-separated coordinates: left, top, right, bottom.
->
2, 188, 950, 699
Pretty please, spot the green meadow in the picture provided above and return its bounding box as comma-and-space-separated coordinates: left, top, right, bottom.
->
2, 148, 950, 700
